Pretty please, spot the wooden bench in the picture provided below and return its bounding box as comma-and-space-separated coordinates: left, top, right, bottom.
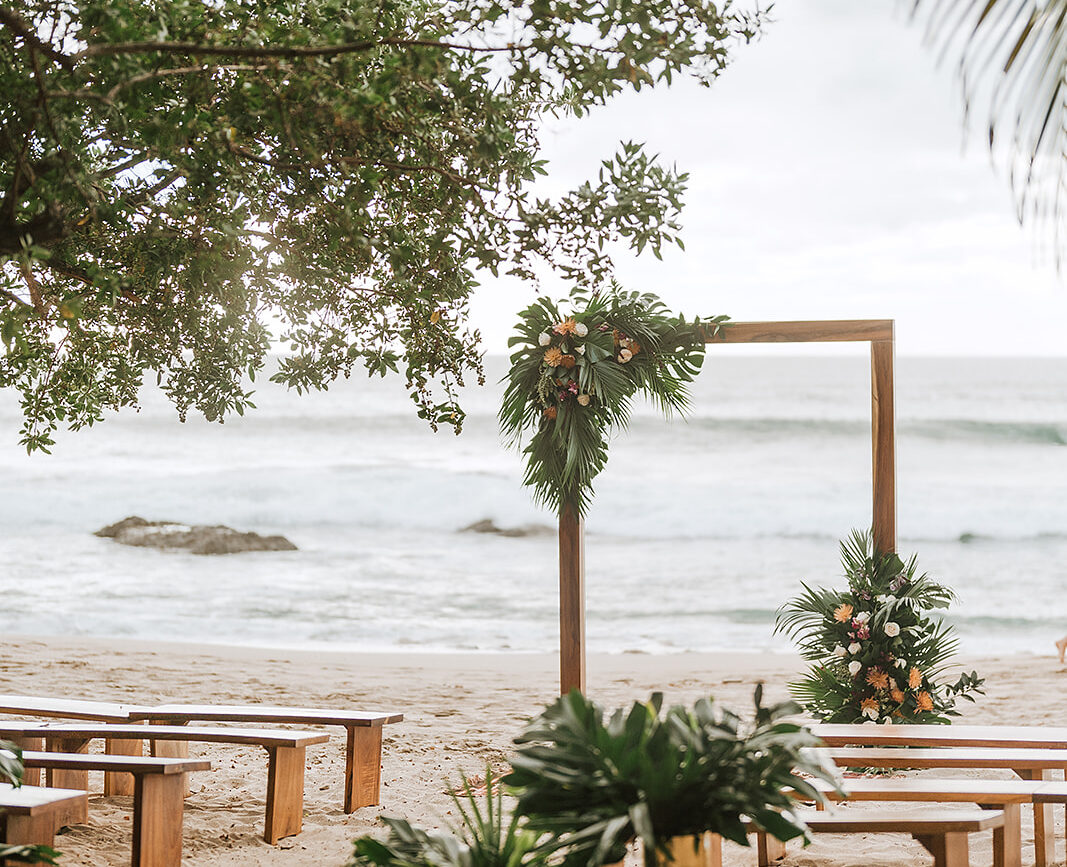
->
812, 723, 1067, 867
811, 775, 1067, 867
20, 752, 208, 867
24, 723, 330, 843
130, 704, 403, 811
0, 783, 87, 865
0, 695, 146, 794
753, 808, 1005, 867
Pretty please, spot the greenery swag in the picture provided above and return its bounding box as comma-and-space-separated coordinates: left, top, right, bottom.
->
775, 530, 984, 724
500, 287, 726, 516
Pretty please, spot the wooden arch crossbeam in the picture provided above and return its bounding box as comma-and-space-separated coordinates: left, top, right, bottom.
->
557, 319, 897, 695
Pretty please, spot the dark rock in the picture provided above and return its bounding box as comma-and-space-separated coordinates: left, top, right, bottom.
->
459, 519, 553, 538
95, 516, 297, 555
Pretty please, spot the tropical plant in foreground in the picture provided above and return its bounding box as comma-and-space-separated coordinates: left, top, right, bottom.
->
503, 687, 840, 867
500, 286, 727, 516
348, 769, 545, 867
775, 529, 984, 724
0, 740, 61, 865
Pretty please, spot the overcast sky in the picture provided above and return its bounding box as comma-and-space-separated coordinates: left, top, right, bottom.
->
468, 0, 1067, 356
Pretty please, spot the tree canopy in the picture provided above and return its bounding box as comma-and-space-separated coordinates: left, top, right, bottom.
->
0, 0, 761, 452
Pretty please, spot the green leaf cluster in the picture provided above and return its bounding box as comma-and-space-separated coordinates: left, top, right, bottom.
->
0, 0, 763, 451
503, 687, 841, 867
349, 769, 545, 867
499, 285, 726, 516
775, 529, 985, 724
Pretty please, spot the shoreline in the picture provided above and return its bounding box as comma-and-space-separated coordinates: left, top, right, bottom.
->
0, 634, 1063, 866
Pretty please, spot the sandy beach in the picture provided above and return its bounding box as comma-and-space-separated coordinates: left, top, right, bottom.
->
0, 636, 1061, 867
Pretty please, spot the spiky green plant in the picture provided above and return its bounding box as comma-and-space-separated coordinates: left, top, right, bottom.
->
348, 768, 545, 867
503, 687, 840, 867
775, 529, 984, 724
499, 285, 726, 516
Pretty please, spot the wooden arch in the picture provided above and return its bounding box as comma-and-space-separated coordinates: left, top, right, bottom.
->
557, 319, 896, 694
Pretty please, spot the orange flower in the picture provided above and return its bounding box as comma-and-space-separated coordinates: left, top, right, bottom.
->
630, 342, 641, 355
560, 355, 576, 369
891, 688, 905, 703
866, 668, 889, 690
543, 406, 557, 420
908, 667, 922, 689
543, 347, 563, 367
861, 698, 880, 719
833, 603, 853, 622
553, 318, 578, 335
916, 691, 934, 711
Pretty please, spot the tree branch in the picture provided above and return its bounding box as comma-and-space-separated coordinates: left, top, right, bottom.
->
73, 36, 524, 62
0, 7, 75, 68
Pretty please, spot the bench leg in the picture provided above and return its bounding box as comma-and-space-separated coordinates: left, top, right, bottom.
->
3, 736, 43, 787
264, 745, 306, 844
664, 834, 722, 867
1017, 768, 1055, 867
988, 803, 1022, 867
755, 831, 787, 866
43, 736, 91, 825
132, 773, 184, 867
148, 721, 190, 798
344, 725, 382, 812
2, 812, 58, 866
104, 737, 144, 797
914, 832, 969, 867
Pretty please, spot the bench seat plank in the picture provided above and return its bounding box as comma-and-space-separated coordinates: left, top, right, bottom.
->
0, 783, 87, 815
822, 746, 1067, 770
40, 724, 330, 749
0, 695, 144, 723
813, 723, 1067, 750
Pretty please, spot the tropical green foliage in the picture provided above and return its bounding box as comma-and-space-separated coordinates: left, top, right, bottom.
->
776, 529, 984, 724
349, 769, 545, 867
499, 286, 726, 516
503, 687, 840, 867
0, 739, 24, 786
911, 0, 1067, 258
0, 0, 762, 452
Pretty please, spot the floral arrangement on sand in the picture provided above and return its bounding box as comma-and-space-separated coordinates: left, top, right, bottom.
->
499, 286, 727, 516
775, 529, 984, 724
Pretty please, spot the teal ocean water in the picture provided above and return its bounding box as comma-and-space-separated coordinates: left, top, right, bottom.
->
1, 355, 1064, 656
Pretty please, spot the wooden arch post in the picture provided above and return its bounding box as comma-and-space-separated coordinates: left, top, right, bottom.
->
556, 319, 897, 696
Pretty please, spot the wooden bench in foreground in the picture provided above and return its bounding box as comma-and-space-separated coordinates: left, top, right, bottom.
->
0, 783, 87, 864
753, 809, 1006, 867
130, 704, 403, 811
21, 752, 209, 867
32, 723, 329, 843
812, 723, 1067, 867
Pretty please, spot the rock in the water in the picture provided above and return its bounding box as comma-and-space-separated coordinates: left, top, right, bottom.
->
459, 519, 553, 538
95, 516, 298, 555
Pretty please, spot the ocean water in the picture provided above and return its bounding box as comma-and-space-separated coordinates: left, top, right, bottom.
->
1, 354, 1064, 657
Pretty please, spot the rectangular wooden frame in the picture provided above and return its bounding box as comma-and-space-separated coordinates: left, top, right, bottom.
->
558, 319, 897, 695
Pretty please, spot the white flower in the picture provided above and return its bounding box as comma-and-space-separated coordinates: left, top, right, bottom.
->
895, 658, 908, 668
854, 611, 870, 624
832, 644, 847, 658
576, 394, 590, 406
617, 348, 633, 363
862, 704, 879, 720
884, 621, 901, 637
538, 332, 551, 346
848, 660, 862, 676
876, 594, 896, 605
574, 322, 588, 337
574, 344, 586, 355
848, 642, 861, 655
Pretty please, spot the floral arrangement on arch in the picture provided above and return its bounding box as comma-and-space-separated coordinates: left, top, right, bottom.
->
500, 286, 726, 516
775, 530, 984, 724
